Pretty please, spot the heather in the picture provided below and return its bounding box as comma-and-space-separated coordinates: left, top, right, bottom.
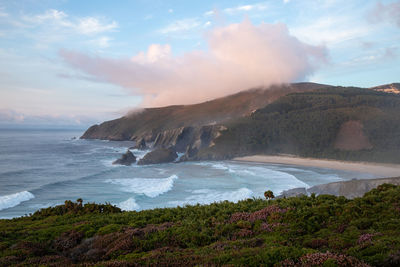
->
1, 184, 400, 266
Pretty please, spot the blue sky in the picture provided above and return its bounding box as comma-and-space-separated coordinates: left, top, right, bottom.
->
0, 0, 399, 127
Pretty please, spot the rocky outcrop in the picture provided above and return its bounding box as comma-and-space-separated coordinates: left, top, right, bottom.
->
112, 150, 136, 166
152, 125, 227, 153
279, 177, 400, 199
371, 83, 400, 94
153, 127, 195, 152
137, 148, 178, 165
307, 177, 400, 198
278, 187, 307, 198
81, 83, 333, 161
81, 83, 328, 142
132, 138, 147, 150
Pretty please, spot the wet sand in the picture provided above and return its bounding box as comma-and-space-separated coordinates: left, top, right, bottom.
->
233, 155, 400, 178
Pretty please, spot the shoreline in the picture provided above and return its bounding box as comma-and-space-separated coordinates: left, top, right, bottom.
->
233, 155, 400, 178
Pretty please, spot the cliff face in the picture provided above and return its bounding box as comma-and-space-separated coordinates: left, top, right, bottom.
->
371, 83, 400, 94
82, 83, 400, 163
81, 83, 329, 158
280, 177, 400, 199
152, 125, 227, 153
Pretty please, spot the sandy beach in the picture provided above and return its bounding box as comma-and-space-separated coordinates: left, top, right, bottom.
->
233, 155, 400, 178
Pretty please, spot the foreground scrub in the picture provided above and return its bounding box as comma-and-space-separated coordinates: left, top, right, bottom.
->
1, 183, 400, 266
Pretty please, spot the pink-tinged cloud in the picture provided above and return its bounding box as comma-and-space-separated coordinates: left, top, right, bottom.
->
368, 1, 400, 27
59, 19, 327, 107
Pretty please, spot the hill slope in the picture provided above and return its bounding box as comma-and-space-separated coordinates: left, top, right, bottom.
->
196, 87, 400, 163
371, 83, 400, 94
81, 83, 328, 142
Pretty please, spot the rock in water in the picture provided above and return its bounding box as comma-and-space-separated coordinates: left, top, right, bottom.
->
133, 138, 147, 150
137, 148, 178, 165
278, 188, 307, 198
113, 150, 136, 166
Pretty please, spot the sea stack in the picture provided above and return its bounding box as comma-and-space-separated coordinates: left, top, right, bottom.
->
137, 148, 178, 165
112, 150, 136, 166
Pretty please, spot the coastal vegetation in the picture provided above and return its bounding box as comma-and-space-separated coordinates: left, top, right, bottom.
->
80, 83, 327, 141
200, 87, 400, 163
1, 184, 400, 266
81, 83, 400, 164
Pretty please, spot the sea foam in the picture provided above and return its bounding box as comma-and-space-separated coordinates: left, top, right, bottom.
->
0, 191, 35, 211
106, 175, 178, 198
118, 197, 140, 211
168, 187, 253, 207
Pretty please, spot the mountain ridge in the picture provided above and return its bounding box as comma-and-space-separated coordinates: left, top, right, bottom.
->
82, 82, 400, 163
81, 82, 329, 142
194, 85, 400, 163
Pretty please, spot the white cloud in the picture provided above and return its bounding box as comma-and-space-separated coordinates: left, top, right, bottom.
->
22, 9, 118, 35
0, 109, 25, 122
131, 44, 171, 64
204, 10, 215, 16
368, 1, 400, 28
76, 17, 117, 35
36, 9, 68, 21
23, 9, 72, 27
168, 9, 174, 13
61, 19, 327, 107
223, 2, 268, 15
205, 2, 268, 17
0, 109, 98, 126
204, 21, 212, 27
291, 16, 371, 45
159, 18, 201, 34
89, 36, 112, 48
343, 46, 397, 66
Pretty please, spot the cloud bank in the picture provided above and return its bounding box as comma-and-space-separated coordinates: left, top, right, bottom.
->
0, 109, 98, 127
60, 19, 327, 107
24, 9, 118, 35
368, 1, 400, 28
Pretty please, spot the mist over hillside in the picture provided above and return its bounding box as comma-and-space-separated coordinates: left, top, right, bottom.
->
82, 83, 327, 141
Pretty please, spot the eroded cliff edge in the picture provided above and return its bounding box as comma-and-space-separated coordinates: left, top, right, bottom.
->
82, 83, 400, 163
81, 83, 328, 159
280, 176, 400, 199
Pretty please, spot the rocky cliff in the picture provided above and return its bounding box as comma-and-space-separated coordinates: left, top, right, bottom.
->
151, 125, 227, 153
81, 83, 329, 159
82, 83, 400, 163
280, 177, 400, 199
371, 83, 400, 94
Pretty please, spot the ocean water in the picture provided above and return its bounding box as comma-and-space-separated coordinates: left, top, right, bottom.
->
0, 129, 376, 219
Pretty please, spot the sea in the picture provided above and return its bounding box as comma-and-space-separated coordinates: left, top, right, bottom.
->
0, 128, 376, 219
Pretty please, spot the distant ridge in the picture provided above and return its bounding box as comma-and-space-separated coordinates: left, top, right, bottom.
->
81, 82, 329, 142
197, 85, 400, 163
82, 82, 400, 164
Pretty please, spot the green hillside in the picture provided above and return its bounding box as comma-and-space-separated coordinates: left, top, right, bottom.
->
81, 83, 328, 141
1, 184, 400, 266
198, 87, 400, 163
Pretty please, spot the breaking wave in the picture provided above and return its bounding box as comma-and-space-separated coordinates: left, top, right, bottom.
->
118, 197, 140, 211
106, 175, 178, 198
168, 187, 253, 206
0, 191, 35, 211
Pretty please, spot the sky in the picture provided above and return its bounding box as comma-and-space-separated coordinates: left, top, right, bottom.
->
0, 0, 399, 127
